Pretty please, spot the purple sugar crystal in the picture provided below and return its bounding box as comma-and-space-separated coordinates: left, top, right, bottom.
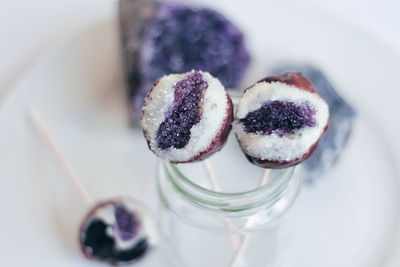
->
115, 204, 139, 241
240, 101, 316, 136
156, 71, 208, 149
119, 0, 250, 116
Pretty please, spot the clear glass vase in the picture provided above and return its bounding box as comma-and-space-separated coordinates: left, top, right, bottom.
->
157, 160, 302, 267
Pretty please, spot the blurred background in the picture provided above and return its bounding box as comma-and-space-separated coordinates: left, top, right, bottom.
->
1, 0, 400, 85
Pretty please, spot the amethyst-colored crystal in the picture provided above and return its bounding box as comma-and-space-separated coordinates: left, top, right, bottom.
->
156, 71, 208, 149
240, 101, 316, 136
115, 204, 139, 241
119, 0, 250, 116
273, 65, 357, 183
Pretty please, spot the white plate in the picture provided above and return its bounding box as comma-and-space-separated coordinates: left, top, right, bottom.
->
0, 0, 399, 266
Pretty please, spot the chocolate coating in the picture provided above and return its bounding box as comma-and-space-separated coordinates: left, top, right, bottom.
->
257, 72, 317, 93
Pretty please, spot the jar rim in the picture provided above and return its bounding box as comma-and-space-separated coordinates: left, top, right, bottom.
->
157, 89, 300, 214
163, 160, 295, 197
160, 160, 298, 214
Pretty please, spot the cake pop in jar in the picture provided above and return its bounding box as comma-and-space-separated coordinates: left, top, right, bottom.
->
141, 70, 233, 163
233, 72, 329, 169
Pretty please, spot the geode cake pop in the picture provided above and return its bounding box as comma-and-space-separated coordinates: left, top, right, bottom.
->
233, 72, 329, 169
80, 198, 157, 265
141, 70, 233, 163
119, 0, 250, 116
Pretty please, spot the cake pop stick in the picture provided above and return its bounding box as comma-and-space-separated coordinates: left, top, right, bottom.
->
202, 160, 222, 191
141, 70, 241, 251
27, 107, 156, 265
229, 169, 271, 267
230, 72, 329, 266
202, 160, 242, 252
258, 169, 271, 187
27, 107, 94, 205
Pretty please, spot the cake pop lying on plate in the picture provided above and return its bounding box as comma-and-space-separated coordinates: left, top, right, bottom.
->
27, 108, 157, 266
233, 72, 329, 169
141, 70, 233, 163
80, 198, 157, 266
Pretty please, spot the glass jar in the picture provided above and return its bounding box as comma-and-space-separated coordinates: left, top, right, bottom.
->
157, 160, 302, 267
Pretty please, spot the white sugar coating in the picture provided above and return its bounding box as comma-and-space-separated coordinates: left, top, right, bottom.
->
233, 81, 329, 162
140, 71, 229, 162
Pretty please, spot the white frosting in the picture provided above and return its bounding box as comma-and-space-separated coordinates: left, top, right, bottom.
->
140, 71, 229, 162
233, 81, 329, 162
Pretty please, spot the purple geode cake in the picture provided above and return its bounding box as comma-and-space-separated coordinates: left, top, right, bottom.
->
233, 72, 329, 169
79, 198, 156, 266
141, 70, 233, 163
119, 0, 250, 116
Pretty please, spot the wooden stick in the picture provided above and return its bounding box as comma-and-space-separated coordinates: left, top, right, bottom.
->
229, 168, 271, 267
27, 107, 94, 205
202, 160, 242, 252
203, 160, 222, 191
258, 169, 271, 187
229, 236, 250, 267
